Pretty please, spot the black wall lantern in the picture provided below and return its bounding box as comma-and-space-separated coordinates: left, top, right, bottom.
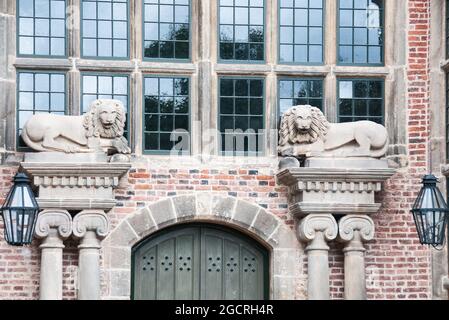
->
411, 174, 449, 247
0, 173, 39, 246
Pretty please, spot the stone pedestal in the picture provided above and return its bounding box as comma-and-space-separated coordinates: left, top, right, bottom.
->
298, 214, 338, 300
20, 153, 131, 211
338, 215, 375, 300
277, 157, 395, 300
35, 210, 72, 300
73, 210, 109, 300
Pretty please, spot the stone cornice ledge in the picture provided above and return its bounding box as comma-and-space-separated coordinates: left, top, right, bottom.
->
277, 167, 396, 186
291, 203, 381, 217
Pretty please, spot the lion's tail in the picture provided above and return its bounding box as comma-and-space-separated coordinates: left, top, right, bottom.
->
371, 140, 389, 158
20, 126, 47, 151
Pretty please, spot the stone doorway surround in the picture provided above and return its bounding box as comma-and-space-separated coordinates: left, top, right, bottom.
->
102, 193, 303, 300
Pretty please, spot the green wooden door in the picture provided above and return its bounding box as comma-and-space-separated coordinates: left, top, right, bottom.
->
132, 224, 268, 300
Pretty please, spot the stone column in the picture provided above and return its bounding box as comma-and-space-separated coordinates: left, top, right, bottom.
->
338, 215, 375, 300
298, 214, 338, 300
35, 210, 73, 300
73, 210, 109, 300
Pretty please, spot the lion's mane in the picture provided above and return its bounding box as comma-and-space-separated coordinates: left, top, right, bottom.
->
83, 100, 126, 139
279, 105, 330, 146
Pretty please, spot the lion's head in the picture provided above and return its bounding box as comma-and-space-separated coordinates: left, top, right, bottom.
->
83, 99, 126, 139
279, 105, 330, 146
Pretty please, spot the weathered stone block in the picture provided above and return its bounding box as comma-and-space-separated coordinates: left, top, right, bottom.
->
211, 196, 236, 219
172, 195, 196, 218
107, 221, 138, 247
110, 270, 131, 297
251, 209, 279, 240
273, 249, 301, 277
148, 198, 176, 228
126, 208, 156, 238
232, 200, 260, 228
268, 225, 300, 249
196, 193, 212, 216
108, 247, 131, 270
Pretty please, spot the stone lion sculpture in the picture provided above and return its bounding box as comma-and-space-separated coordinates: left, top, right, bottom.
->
278, 105, 389, 158
21, 99, 131, 154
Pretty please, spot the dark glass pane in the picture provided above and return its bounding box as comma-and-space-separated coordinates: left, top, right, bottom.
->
175, 24, 189, 41
160, 115, 174, 131
369, 100, 383, 116
339, 117, 353, 123
368, 81, 382, 97
249, 26, 264, 42
220, 98, 234, 114
250, 80, 263, 96
145, 133, 159, 150
354, 81, 368, 98
221, 79, 234, 96
235, 98, 249, 114
160, 97, 174, 113
220, 43, 234, 59
293, 98, 309, 106
250, 117, 263, 131
354, 100, 367, 116
309, 81, 323, 97
221, 116, 234, 131
249, 44, 264, 60
145, 96, 159, 113
250, 98, 263, 115
235, 116, 249, 131
160, 23, 175, 41
235, 43, 249, 60
160, 133, 173, 150
235, 80, 248, 96
175, 116, 189, 130
160, 41, 174, 58
145, 41, 159, 57
309, 99, 322, 109
339, 99, 352, 116
145, 114, 158, 131
175, 97, 189, 113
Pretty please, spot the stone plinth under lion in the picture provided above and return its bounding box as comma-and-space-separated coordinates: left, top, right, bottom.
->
278, 105, 389, 158
21, 99, 131, 155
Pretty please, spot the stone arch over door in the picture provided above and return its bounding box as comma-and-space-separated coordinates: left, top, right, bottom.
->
102, 193, 304, 300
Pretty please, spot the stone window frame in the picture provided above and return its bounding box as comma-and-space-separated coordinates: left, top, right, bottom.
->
6, 0, 405, 161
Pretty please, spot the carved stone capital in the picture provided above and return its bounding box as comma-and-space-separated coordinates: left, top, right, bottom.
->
338, 215, 375, 243
298, 214, 338, 244
35, 209, 72, 241
73, 210, 109, 240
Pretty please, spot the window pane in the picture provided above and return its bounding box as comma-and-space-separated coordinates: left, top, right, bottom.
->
143, 77, 190, 154
337, 79, 384, 123
18, 0, 66, 56
81, 0, 129, 58
338, 0, 384, 65
278, 79, 324, 121
144, 1, 191, 60
17, 71, 66, 148
219, 0, 264, 62
279, 0, 323, 64
219, 78, 264, 155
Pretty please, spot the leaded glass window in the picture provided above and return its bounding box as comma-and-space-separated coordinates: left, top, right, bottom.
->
219, 78, 264, 156
17, 71, 66, 148
143, 77, 190, 154
81, 0, 129, 58
278, 79, 324, 117
219, 0, 265, 62
17, 0, 66, 56
143, 0, 190, 60
338, 0, 384, 65
279, 0, 324, 64
81, 74, 129, 137
338, 79, 384, 123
